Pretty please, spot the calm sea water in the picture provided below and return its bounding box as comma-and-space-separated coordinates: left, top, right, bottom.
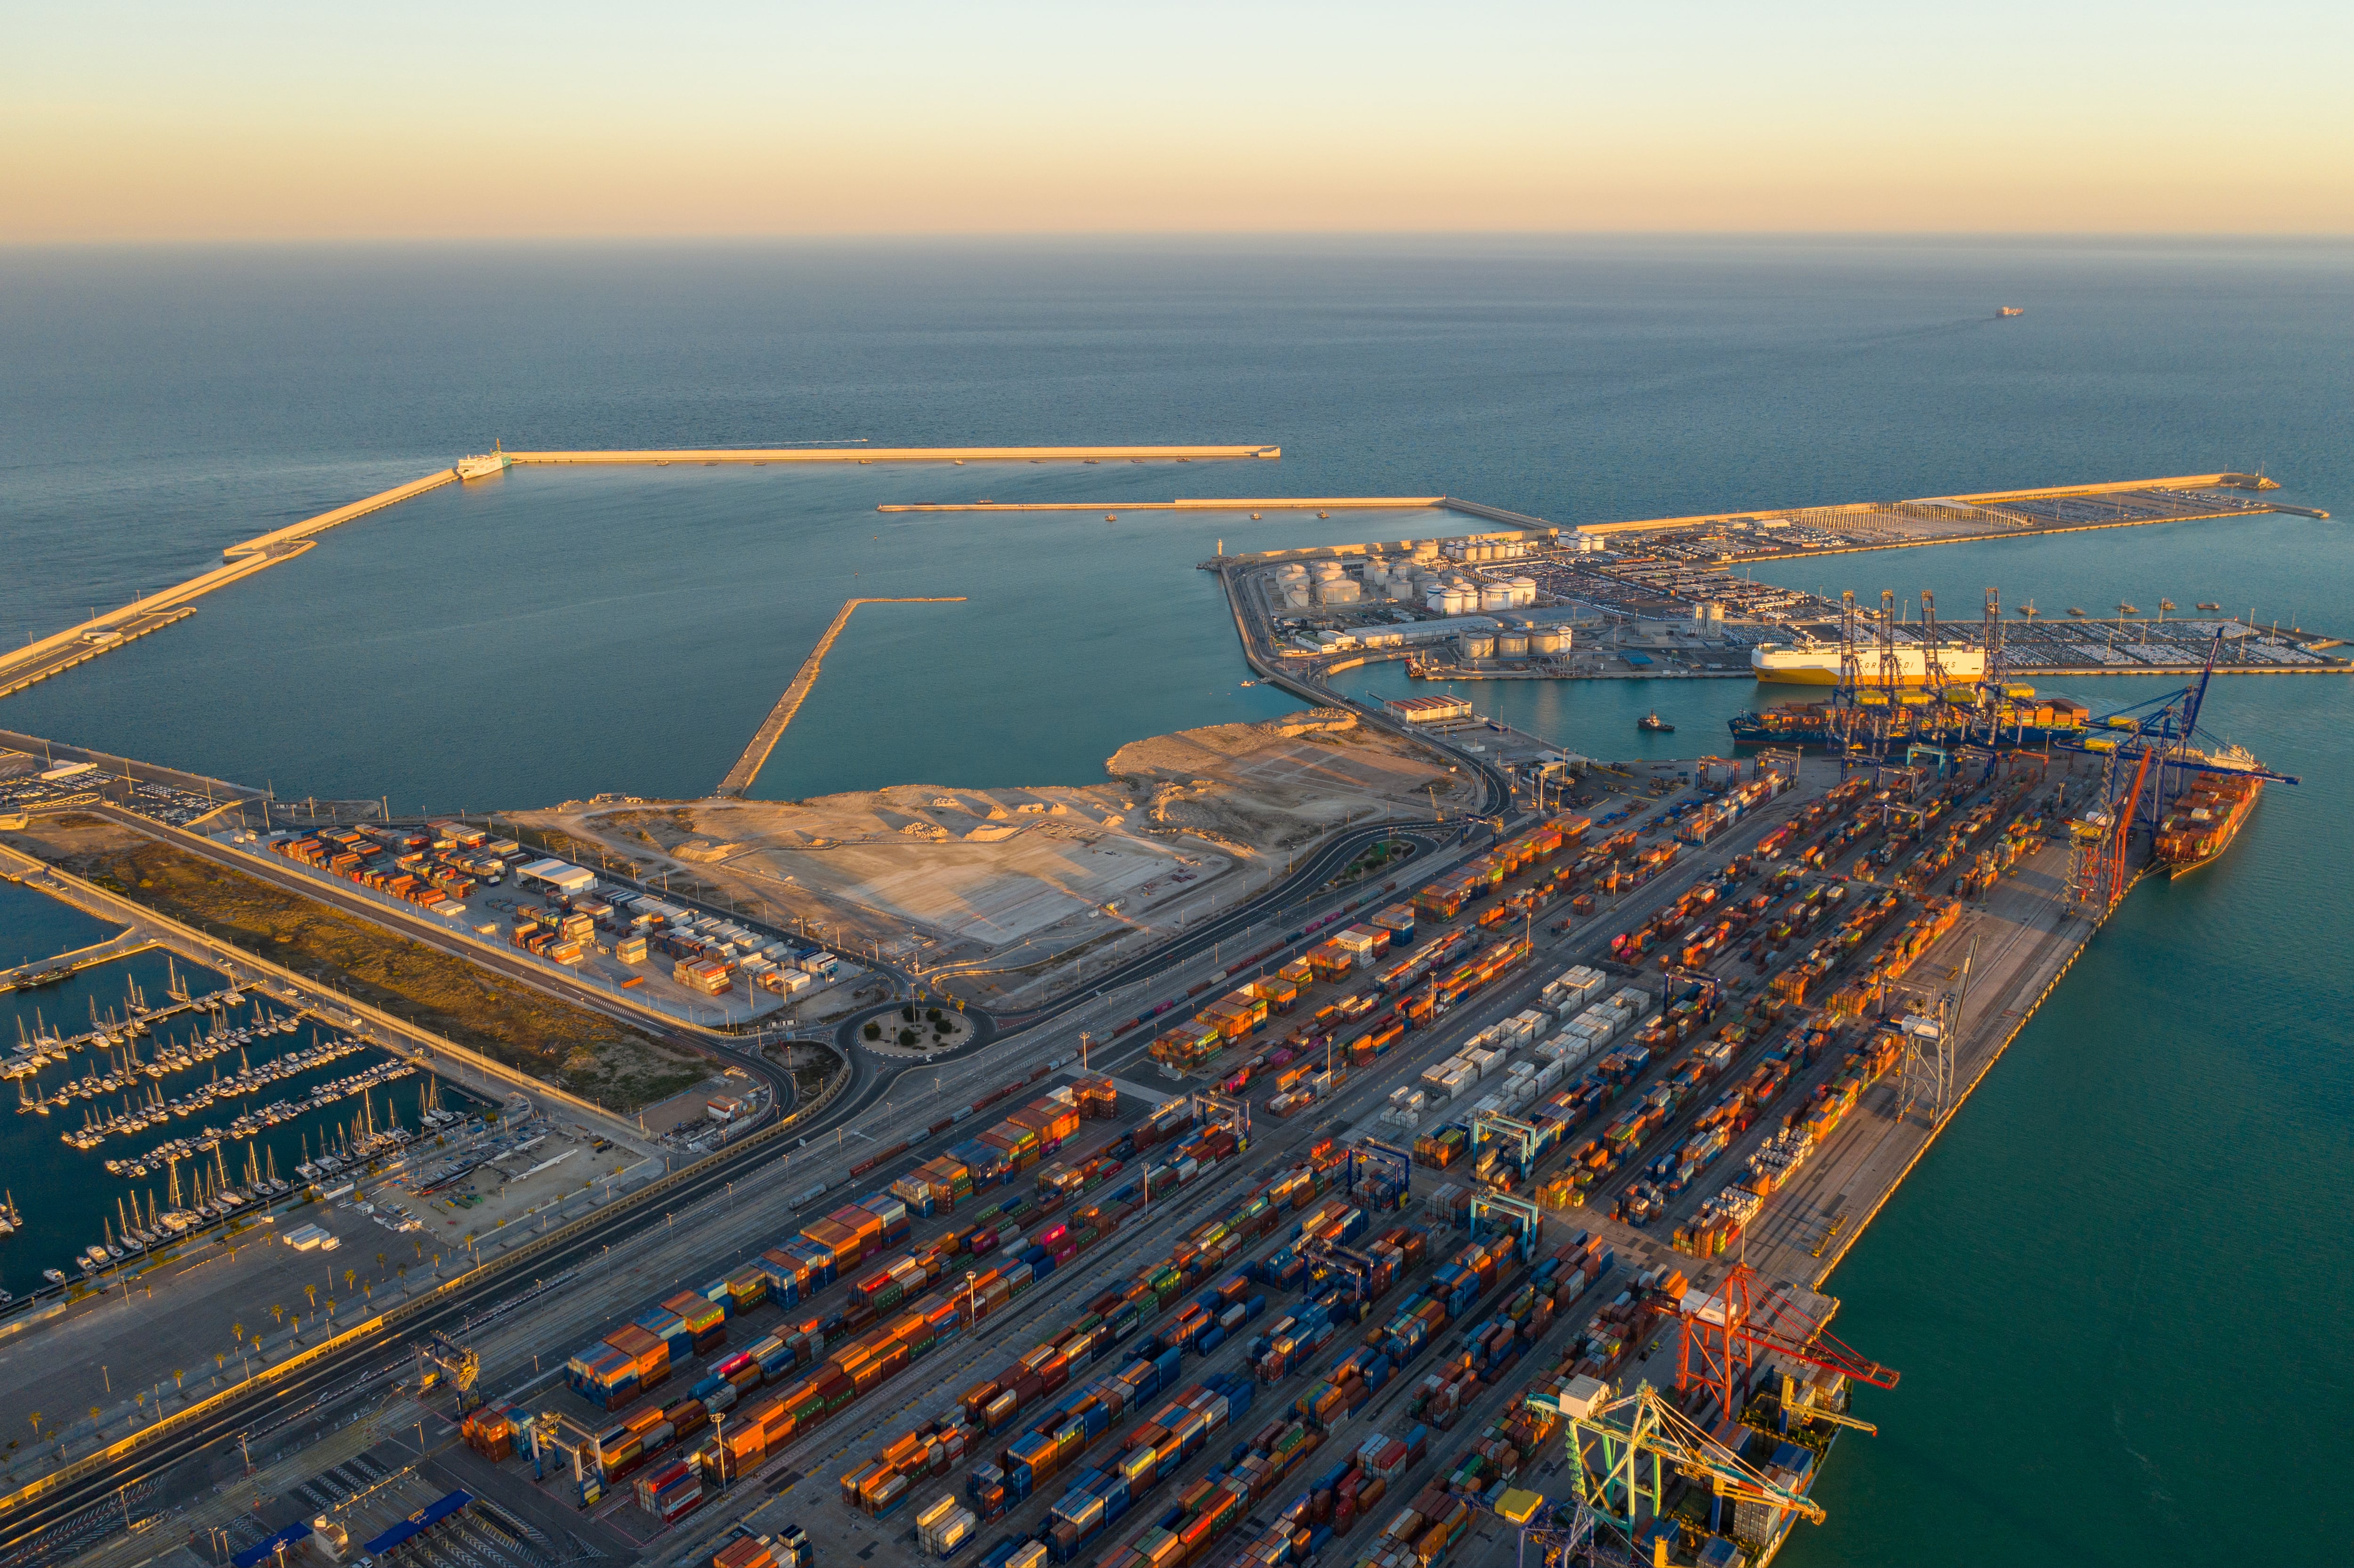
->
1, 239, 2349, 1560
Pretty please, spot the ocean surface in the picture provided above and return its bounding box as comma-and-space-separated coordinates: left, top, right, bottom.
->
2, 238, 2350, 1561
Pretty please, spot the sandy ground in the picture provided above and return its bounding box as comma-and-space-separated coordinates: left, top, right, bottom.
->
514, 712, 1473, 1005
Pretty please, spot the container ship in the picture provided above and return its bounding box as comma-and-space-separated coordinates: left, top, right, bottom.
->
1750, 643, 1986, 686
1729, 688, 2088, 748
2153, 749, 2264, 876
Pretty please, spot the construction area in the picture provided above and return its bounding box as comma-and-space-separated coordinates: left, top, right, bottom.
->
510, 712, 1476, 1009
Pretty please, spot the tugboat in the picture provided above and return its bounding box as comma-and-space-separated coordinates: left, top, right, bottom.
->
1637, 711, 1674, 733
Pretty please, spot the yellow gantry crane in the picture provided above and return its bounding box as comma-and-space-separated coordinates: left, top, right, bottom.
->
1527, 1380, 1830, 1557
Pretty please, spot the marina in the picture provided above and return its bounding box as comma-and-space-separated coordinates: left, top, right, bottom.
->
0, 928, 486, 1301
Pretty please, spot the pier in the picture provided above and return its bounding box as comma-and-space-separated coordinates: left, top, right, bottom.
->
715, 596, 967, 798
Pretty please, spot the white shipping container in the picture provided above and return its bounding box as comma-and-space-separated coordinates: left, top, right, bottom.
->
1534, 1060, 1564, 1091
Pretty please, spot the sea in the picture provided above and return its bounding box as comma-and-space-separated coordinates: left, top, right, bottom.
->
1, 237, 2349, 1562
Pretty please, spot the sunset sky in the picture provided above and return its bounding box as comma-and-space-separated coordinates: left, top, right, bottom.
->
8, 0, 2350, 241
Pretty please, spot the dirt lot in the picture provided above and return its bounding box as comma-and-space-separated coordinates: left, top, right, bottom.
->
509, 711, 1469, 1004
5, 814, 705, 1111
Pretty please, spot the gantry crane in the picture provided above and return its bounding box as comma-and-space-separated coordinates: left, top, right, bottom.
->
1654, 1261, 1898, 1430
1536, 1380, 1832, 1553
1469, 1191, 1544, 1262
415, 1329, 481, 1417
1919, 591, 1952, 700
2057, 627, 2299, 910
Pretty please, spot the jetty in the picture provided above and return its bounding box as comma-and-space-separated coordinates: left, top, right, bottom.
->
716, 596, 967, 797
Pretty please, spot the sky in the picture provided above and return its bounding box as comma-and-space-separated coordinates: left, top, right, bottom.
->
7, 0, 2352, 241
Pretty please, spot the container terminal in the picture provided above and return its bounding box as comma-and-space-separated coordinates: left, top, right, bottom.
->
0, 460, 2310, 1568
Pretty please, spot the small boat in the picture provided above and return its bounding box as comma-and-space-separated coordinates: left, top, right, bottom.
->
43, 1269, 65, 1285
2197, 602, 2221, 611
1638, 711, 1674, 733
2118, 603, 2138, 615
1996, 306, 2025, 317
2067, 607, 2087, 618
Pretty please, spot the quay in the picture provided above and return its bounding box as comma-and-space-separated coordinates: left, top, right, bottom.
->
0, 721, 2155, 1568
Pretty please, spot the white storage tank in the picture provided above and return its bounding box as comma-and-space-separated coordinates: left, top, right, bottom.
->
1479, 584, 1516, 613
1284, 586, 1313, 609
1459, 632, 1497, 661
1497, 631, 1529, 659
1510, 576, 1538, 607
1318, 579, 1361, 605
1530, 627, 1566, 655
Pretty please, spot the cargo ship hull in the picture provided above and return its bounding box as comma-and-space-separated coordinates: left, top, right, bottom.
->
1730, 693, 2088, 751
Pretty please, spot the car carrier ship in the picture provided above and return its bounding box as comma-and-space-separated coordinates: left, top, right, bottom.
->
1749, 642, 1986, 686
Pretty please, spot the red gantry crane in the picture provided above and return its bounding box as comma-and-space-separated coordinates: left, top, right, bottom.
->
1655, 1259, 1899, 1425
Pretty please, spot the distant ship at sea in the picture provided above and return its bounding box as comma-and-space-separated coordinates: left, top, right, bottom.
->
1997, 306, 2025, 317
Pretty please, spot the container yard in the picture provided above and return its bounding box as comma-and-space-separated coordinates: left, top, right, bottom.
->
338, 725, 2099, 1568
246, 822, 844, 1024
0, 704, 2236, 1568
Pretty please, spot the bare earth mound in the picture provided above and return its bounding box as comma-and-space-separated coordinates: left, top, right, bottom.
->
515, 711, 1472, 1008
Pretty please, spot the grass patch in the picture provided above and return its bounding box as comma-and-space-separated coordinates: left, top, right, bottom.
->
13, 816, 703, 1112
